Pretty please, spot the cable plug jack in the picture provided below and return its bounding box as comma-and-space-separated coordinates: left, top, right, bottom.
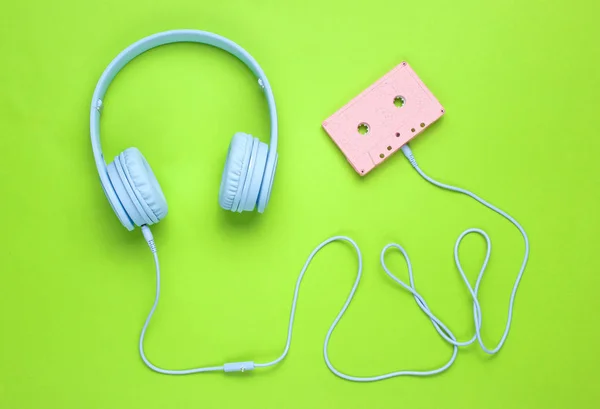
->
141, 225, 157, 253
401, 144, 419, 169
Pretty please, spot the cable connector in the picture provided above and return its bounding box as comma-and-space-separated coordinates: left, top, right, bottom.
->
141, 225, 157, 253
223, 361, 255, 373
401, 144, 419, 169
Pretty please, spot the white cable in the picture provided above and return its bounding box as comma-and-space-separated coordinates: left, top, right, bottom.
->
138, 145, 529, 379
139, 227, 223, 374
254, 236, 460, 381
400, 144, 530, 354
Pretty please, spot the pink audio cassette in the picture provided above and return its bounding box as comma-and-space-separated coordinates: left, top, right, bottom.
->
322, 62, 445, 176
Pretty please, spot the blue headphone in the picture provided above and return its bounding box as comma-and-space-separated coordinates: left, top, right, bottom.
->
90, 30, 279, 230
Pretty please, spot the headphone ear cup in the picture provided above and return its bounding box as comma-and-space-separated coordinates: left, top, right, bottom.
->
238, 139, 268, 212
107, 158, 148, 228
219, 133, 253, 211
120, 148, 168, 223
107, 147, 168, 228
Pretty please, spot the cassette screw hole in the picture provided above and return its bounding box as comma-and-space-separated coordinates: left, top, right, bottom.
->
387, 146, 392, 151
379, 153, 384, 158
411, 128, 416, 132
420, 122, 426, 128
395, 132, 400, 137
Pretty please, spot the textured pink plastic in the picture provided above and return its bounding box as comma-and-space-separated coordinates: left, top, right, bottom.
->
322, 62, 445, 176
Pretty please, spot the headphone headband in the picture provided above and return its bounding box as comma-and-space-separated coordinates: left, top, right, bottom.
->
90, 29, 278, 206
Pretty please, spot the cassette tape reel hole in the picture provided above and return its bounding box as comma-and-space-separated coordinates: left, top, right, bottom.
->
394, 96, 405, 108
357, 123, 370, 135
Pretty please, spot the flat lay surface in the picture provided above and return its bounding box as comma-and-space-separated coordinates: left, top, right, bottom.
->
1, 0, 599, 408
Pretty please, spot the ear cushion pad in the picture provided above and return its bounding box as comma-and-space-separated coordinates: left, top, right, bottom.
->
239, 139, 268, 212
116, 151, 155, 224
107, 160, 148, 227
236, 137, 259, 212
120, 148, 168, 222
219, 133, 253, 211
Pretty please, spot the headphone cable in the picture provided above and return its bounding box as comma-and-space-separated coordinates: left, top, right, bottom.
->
138, 143, 530, 380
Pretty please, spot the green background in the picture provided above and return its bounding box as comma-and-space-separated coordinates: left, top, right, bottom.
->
1, 0, 599, 407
